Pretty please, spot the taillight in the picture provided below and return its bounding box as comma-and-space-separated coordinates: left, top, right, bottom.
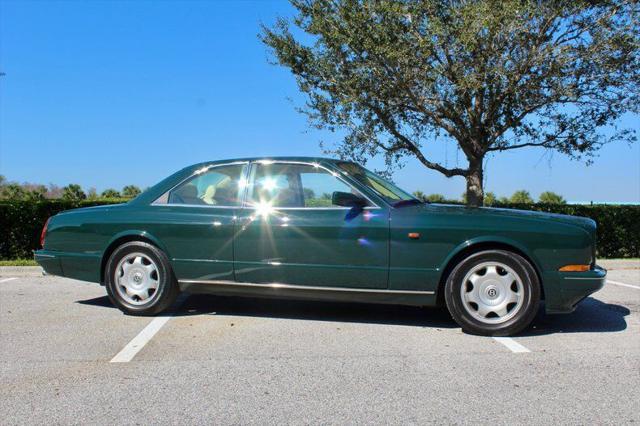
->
40, 217, 51, 248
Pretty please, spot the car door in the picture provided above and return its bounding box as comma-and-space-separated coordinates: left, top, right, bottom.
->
234, 161, 389, 289
147, 162, 249, 281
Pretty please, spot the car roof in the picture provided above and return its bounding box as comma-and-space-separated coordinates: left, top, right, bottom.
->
189, 156, 349, 168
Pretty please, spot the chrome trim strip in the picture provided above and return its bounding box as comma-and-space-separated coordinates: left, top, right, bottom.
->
178, 279, 435, 295
247, 206, 380, 211
152, 204, 239, 209
151, 204, 380, 211
564, 276, 606, 281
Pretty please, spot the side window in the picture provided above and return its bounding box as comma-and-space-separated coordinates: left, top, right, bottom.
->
247, 163, 367, 208
248, 163, 303, 208
299, 168, 357, 207
165, 164, 247, 206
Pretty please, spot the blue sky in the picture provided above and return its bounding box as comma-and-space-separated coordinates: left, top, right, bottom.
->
1, 0, 638, 202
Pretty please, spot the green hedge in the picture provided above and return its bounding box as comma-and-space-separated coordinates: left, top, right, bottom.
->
0, 200, 638, 260
0, 200, 128, 260
497, 203, 639, 259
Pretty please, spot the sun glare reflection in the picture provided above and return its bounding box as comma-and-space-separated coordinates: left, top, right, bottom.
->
262, 178, 278, 191
254, 201, 274, 218
357, 236, 371, 246
363, 211, 375, 221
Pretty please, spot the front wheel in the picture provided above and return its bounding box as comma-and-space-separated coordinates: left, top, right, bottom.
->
105, 241, 179, 315
444, 250, 540, 336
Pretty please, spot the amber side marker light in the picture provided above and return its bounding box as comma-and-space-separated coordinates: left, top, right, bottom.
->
559, 264, 590, 272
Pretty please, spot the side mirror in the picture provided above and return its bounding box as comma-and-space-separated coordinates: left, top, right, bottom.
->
332, 191, 367, 208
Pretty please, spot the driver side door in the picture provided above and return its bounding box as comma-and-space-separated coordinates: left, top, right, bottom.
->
234, 161, 389, 289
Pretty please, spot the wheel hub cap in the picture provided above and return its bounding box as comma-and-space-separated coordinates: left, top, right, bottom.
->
460, 261, 525, 324
485, 285, 499, 299
114, 253, 160, 306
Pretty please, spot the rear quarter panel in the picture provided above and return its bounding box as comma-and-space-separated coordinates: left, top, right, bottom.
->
42, 203, 237, 283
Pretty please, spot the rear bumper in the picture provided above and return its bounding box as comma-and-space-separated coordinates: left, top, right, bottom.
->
545, 265, 607, 314
34, 250, 64, 277
34, 249, 101, 283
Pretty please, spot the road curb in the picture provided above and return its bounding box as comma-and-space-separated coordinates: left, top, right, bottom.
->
0, 266, 44, 277
598, 259, 640, 271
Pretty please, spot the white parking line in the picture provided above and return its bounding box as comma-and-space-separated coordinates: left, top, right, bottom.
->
110, 316, 173, 363
0, 277, 18, 283
608, 280, 640, 290
493, 337, 531, 353
110, 296, 187, 363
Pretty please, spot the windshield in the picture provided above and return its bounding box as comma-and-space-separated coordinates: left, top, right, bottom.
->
336, 162, 418, 205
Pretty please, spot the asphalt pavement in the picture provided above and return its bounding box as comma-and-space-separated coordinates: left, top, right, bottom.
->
1, 260, 638, 425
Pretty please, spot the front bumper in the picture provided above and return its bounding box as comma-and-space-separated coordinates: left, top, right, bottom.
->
545, 265, 607, 314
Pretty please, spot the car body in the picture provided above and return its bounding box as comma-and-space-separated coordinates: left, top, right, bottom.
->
35, 157, 606, 335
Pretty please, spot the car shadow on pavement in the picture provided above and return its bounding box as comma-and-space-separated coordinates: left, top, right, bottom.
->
177, 294, 459, 329
76, 294, 629, 334
76, 294, 458, 328
526, 297, 630, 336
77, 295, 113, 308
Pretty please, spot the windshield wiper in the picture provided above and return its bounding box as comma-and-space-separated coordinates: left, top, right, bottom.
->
392, 199, 424, 208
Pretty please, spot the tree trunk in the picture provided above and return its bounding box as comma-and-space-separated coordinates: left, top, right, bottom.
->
465, 161, 484, 207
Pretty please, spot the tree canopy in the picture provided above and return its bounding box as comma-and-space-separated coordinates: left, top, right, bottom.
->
62, 184, 87, 201
510, 190, 535, 204
101, 189, 122, 198
262, 0, 639, 205
122, 185, 141, 198
538, 190, 566, 204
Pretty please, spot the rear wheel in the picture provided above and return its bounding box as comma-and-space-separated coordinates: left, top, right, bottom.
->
444, 250, 540, 336
105, 241, 178, 315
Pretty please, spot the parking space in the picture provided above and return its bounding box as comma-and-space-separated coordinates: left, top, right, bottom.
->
1, 263, 639, 424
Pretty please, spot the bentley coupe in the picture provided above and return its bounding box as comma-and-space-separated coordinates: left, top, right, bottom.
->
35, 157, 606, 336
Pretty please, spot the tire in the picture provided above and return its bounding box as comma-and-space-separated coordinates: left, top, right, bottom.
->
105, 241, 179, 315
444, 250, 540, 336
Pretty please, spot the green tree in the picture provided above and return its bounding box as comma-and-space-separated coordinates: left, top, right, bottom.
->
262, 0, 639, 206
412, 190, 427, 201
62, 184, 86, 201
539, 191, 566, 204
122, 185, 141, 198
510, 190, 534, 204
425, 193, 447, 203
0, 184, 26, 200
484, 192, 497, 206
303, 187, 316, 200
25, 185, 47, 201
101, 188, 121, 198
86, 187, 98, 200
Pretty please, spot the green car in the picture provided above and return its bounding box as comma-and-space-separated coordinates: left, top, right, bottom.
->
35, 157, 606, 336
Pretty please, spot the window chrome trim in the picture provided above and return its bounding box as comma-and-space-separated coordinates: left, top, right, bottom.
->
243, 160, 381, 210
151, 161, 250, 207
178, 279, 434, 295
151, 204, 240, 209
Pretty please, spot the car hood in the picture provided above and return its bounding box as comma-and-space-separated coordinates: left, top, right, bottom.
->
412, 203, 596, 234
